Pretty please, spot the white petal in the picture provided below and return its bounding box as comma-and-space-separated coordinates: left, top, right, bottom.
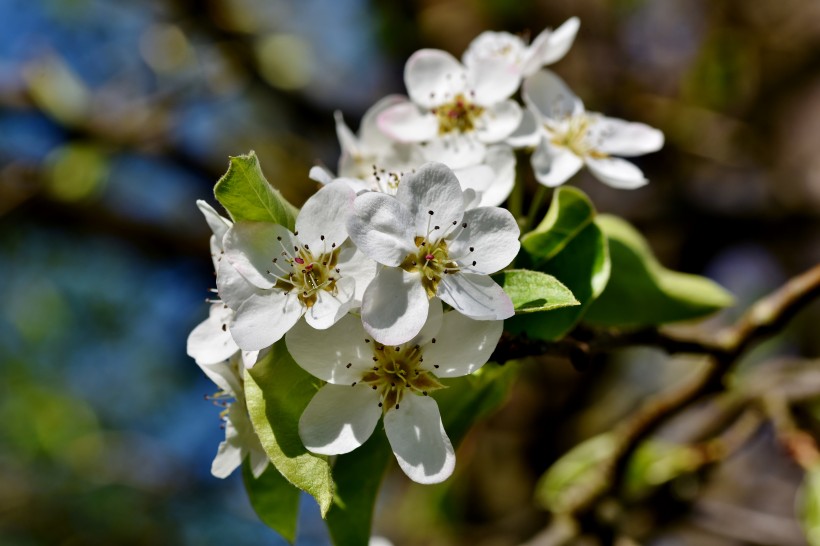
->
362, 268, 430, 345
522, 17, 580, 75
187, 304, 238, 365
531, 138, 583, 187
585, 156, 648, 189
336, 242, 377, 304
358, 94, 407, 151
347, 192, 416, 267
241, 350, 260, 369
506, 108, 542, 148
451, 207, 520, 274
286, 313, 373, 384
421, 313, 502, 378
592, 116, 664, 157
216, 256, 259, 310
438, 272, 514, 320
334, 110, 361, 157
299, 384, 382, 455
454, 164, 495, 195
462, 188, 482, 210
396, 162, 465, 243
405, 49, 466, 108
230, 290, 303, 351
211, 418, 243, 479
462, 31, 525, 70
377, 102, 439, 143
309, 165, 335, 185
522, 69, 583, 122
249, 445, 270, 478
478, 145, 516, 207
384, 395, 455, 484
197, 358, 242, 396
304, 276, 355, 330
197, 200, 231, 243
411, 297, 443, 346
469, 58, 521, 106
420, 134, 487, 170
474, 100, 522, 143
296, 182, 355, 250
224, 222, 297, 289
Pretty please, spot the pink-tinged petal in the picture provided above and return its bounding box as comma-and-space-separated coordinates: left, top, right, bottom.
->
296, 182, 355, 250
469, 58, 521, 106
451, 207, 520, 274
362, 268, 429, 345
396, 162, 465, 243
358, 94, 408, 151
474, 100, 522, 143
532, 138, 583, 187
585, 157, 648, 189
336, 242, 377, 304
507, 108, 542, 148
438, 273, 514, 320
224, 223, 297, 289
384, 394, 455, 484
420, 134, 487, 170
523, 69, 583, 122
462, 31, 525, 71
286, 313, 373, 384
421, 313, 502, 377
478, 145, 515, 207
522, 17, 580, 76
217, 255, 260, 310
347, 192, 416, 267
592, 116, 664, 157
304, 276, 355, 330
377, 102, 438, 143
299, 384, 382, 455
187, 304, 238, 365
211, 417, 243, 479
405, 49, 466, 108
230, 290, 303, 351
197, 200, 231, 243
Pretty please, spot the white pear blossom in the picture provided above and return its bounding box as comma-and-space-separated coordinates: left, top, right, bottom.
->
286, 300, 503, 484
517, 69, 664, 189
463, 17, 580, 81
222, 182, 376, 351
377, 49, 522, 170
347, 162, 519, 345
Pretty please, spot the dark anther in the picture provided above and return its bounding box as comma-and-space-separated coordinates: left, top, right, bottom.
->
431, 338, 436, 343
472, 261, 477, 266
346, 363, 352, 368
320, 235, 325, 240
351, 382, 357, 386
434, 364, 440, 368
469, 247, 474, 252
221, 324, 227, 331
428, 210, 434, 215
462, 222, 467, 228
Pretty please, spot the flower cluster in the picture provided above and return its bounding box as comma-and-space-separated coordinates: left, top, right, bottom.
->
188, 16, 664, 485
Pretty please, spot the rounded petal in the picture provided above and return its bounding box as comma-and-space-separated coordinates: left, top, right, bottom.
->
585, 156, 648, 189
531, 138, 583, 187
286, 313, 373, 384
405, 49, 466, 108
396, 162, 465, 243
420, 134, 487, 170
299, 384, 382, 455
522, 17, 580, 75
462, 31, 525, 70
297, 182, 355, 250
217, 255, 260, 310
454, 164, 495, 195
377, 102, 438, 143
224, 223, 298, 289
347, 192, 416, 267
506, 108, 542, 148
451, 207, 520, 274
438, 272, 514, 320
309, 165, 335, 185
523, 69, 583, 122
358, 94, 408, 150
187, 304, 238, 365
241, 350, 260, 369
384, 394, 455, 484
304, 276, 355, 330
336, 242, 377, 304
477, 145, 515, 207
421, 313, 502, 378
230, 290, 303, 351
592, 116, 664, 157
474, 100, 522, 143
197, 200, 231, 243
361, 268, 429, 345
411, 297, 443, 346
469, 58, 521, 106
211, 418, 243, 479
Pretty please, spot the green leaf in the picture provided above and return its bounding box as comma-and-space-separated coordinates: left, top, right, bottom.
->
245, 341, 334, 516
242, 461, 300, 543
623, 440, 701, 501
799, 465, 820, 546
521, 186, 596, 267
494, 269, 579, 314
584, 214, 734, 328
535, 433, 616, 513
214, 151, 299, 229
326, 433, 392, 546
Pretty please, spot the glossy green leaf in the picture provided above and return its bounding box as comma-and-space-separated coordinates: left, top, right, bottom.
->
521, 186, 596, 267
242, 461, 300, 543
799, 465, 820, 546
214, 151, 299, 229
494, 269, 579, 314
245, 341, 334, 516
326, 433, 392, 546
535, 433, 615, 513
584, 215, 734, 327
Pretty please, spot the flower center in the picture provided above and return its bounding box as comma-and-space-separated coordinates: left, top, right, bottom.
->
358, 342, 445, 412
432, 93, 485, 135
267, 235, 341, 308
400, 236, 459, 298
550, 114, 608, 159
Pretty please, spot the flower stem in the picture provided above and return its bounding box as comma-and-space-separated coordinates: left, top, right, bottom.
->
525, 186, 548, 231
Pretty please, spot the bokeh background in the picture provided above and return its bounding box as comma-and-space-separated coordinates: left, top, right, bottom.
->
1, 0, 819, 545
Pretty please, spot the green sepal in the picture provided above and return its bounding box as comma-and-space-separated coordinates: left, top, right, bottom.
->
242, 461, 300, 543
799, 464, 820, 546
494, 269, 579, 314
214, 151, 299, 229
584, 214, 734, 327
244, 341, 334, 516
